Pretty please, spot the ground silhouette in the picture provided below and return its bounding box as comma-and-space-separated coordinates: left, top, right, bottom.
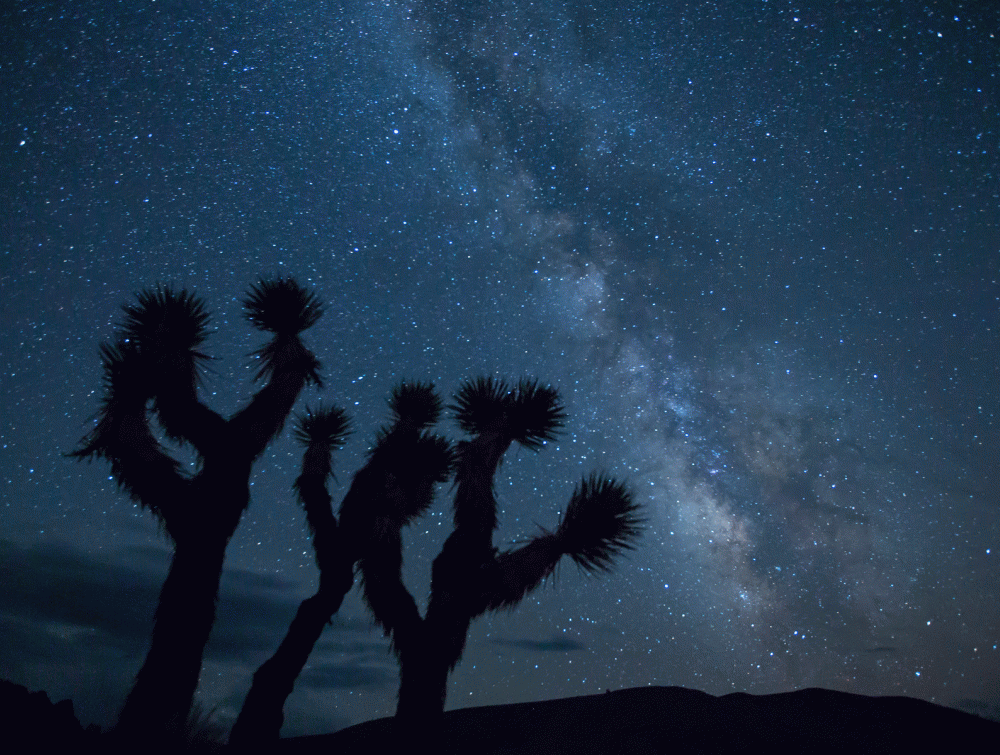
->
271, 685, 999, 755
6, 679, 995, 754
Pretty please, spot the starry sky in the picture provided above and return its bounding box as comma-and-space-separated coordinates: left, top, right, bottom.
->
2, 0, 998, 737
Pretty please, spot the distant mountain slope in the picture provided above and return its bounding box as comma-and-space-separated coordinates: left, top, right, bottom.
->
274, 686, 999, 755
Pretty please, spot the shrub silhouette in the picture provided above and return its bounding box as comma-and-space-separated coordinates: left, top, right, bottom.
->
229, 384, 453, 745
357, 377, 644, 722
70, 278, 324, 747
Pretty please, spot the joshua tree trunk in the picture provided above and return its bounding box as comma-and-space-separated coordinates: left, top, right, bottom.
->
229, 573, 352, 746
115, 534, 228, 742
394, 620, 457, 723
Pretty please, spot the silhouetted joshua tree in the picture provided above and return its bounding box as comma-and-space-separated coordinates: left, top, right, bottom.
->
229, 384, 453, 746
69, 278, 323, 746
358, 377, 644, 722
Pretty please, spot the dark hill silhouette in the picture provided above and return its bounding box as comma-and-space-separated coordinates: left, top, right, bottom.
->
0, 680, 101, 751
3, 679, 995, 753
271, 685, 999, 755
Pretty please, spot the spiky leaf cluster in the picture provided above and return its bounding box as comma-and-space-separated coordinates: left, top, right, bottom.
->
400, 432, 454, 487
243, 278, 323, 335
70, 340, 150, 461
122, 286, 211, 352
293, 405, 351, 449
556, 473, 643, 574
451, 376, 508, 435
451, 377, 565, 450
371, 431, 454, 523
247, 330, 323, 385
388, 381, 442, 430
121, 286, 213, 381
97, 339, 151, 407
507, 378, 566, 450
69, 339, 183, 529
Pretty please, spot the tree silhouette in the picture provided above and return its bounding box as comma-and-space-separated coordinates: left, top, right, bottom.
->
358, 377, 644, 722
69, 278, 323, 747
229, 384, 453, 746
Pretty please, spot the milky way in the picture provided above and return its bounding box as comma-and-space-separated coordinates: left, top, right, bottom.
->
2, 0, 997, 735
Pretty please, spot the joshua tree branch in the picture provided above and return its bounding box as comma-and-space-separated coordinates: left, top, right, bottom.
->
479, 533, 563, 613
555, 474, 644, 575
450, 434, 510, 544
153, 390, 227, 459
102, 411, 192, 537
113, 285, 224, 458
358, 523, 424, 647
230, 336, 318, 460
229, 408, 352, 746
69, 342, 189, 530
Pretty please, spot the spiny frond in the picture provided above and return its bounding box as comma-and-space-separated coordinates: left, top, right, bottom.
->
450, 376, 510, 436
243, 277, 323, 335
556, 474, 643, 574
404, 432, 455, 486
481, 533, 562, 612
68, 339, 183, 530
293, 405, 351, 449
248, 333, 323, 385
69, 339, 150, 460
387, 381, 442, 429
371, 431, 454, 523
400, 430, 454, 485
357, 524, 423, 652
122, 286, 211, 351
507, 378, 565, 451
450, 377, 564, 450
121, 286, 212, 379
98, 338, 151, 408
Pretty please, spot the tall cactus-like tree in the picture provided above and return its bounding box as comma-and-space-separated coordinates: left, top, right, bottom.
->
69, 278, 323, 747
358, 377, 644, 722
230, 384, 453, 746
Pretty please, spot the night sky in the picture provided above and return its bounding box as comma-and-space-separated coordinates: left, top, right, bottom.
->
2, 0, 998, 737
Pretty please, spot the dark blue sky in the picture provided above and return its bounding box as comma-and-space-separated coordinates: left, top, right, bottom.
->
2, 0, 997, 736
